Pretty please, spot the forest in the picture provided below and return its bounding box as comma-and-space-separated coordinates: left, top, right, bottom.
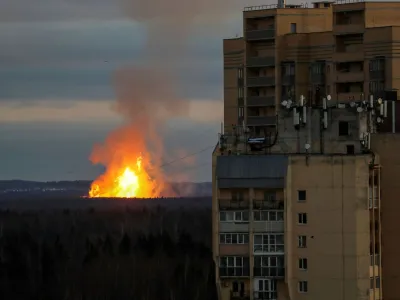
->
0, 205, 217, 300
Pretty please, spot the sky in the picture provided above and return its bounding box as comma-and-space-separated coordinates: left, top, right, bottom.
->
0, 0, 265, 182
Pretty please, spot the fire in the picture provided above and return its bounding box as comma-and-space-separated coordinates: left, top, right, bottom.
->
89, 155, 159, 198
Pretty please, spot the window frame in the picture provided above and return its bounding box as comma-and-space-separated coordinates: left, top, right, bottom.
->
253, 210, 284, 222
298, 213, 307, 225
298, 281, 308, 293
298, 235, 307, 248
298, 258, 308, 270
219, 211, 249, 222
253, 233, 285, 253
219, 233, 250, 245
338, 121, 349, 136
298, 190, 306, 202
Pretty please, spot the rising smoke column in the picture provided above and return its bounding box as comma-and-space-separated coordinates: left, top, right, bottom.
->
89, 0, 245, 197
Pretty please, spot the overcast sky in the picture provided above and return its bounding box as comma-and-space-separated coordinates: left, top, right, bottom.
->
0, 0, 270, 182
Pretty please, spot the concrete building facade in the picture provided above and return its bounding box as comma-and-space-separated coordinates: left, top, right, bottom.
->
214, 1, 400, 300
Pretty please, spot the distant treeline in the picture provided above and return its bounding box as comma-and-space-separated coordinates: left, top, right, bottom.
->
0, 207, 216, 300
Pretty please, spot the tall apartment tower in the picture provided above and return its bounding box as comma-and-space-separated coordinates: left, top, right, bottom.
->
213, 1, 400, 300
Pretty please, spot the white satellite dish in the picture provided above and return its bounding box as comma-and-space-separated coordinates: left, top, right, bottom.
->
356, 107, 363, 113
287, 100, 292, 106
327, 95, 332, 101
281, 100, 288, 106
378, 98, 383, 104
377, 117, 382, 123
350, 102, 356, 107
305, 143, 311, 150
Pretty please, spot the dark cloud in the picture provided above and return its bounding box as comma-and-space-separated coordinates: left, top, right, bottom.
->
0, 21, 222, 102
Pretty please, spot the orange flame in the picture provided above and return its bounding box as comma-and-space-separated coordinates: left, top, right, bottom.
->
89, 155, 159, 198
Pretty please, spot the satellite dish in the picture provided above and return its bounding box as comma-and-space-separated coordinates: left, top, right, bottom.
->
286, 103, 291, 109
287, 100, 293, 106
350, 102, 356, 107
377, 117, 382, 123
356, 107, 363, 113
327, 95, 332, 101
378, 98, 383, 104
281, 100, 288, 106
305, 143, 311, 150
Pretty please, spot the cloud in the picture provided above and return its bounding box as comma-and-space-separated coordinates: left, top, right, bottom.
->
0, 99, 222, 124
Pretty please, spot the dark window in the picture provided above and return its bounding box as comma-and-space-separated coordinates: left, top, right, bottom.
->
346, 145, 355, 154
290, 23, 297, 33
338, 121, 349, 136
233, 281, 239, 292
298, 190, 306, 201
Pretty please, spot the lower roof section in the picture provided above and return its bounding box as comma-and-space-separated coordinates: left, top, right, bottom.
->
216, 155, 288, 189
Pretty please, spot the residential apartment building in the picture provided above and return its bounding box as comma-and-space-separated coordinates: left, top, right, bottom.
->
214, 1, 400, 300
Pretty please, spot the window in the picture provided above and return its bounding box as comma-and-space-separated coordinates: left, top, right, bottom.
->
298, 213, 307, 225
232, 191, 244, 201
370, 277, 381, 289
254, 256, 284, 277
264, 191, 276, 201
298, 190, 306, 202
298, 258, 308, 270
298, 281, 308, 293
238, 87, 244, 98
238, 68, 244, 78
338, 121, 349, 136
290, 23, 297, 33
254, 234, 284, 253
219, 211, 249, 222
298, 235, 307, 248
255, 279, 277, 299
346, 144, 355, 154
253, 210, 284, 221
219, 233, 249, 244
219, 256, 250, 277
238, 107, 244, 118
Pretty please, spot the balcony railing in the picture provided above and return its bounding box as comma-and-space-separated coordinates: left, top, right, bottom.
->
333, 23, 365, 35
333, 51, 364, 62
254, 266, 284, 277
254, 245, 284, 254
310, 73, 326, 84
219, 267, 250, 277
370, 70, 385, 80
335, 71, 364, 82
231, 291, 250, 300
253, 200, 284, 209
254, 291, 278, 300
219, 198, 250, 210
371, 254, 380, 266
337, 92, 364, 102
247, 96, 275, 107
246, 29, 275, 41
247, 56, 275, 68
247, 76, 275, 87
281, 74, 295, 85
247, 116, 276, 126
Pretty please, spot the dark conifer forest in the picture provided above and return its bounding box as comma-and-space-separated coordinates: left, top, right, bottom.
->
0, 206, 217, 300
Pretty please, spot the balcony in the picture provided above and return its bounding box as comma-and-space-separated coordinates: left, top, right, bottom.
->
219, 198, 250, 210
247, 116, 276, 126
281, 74, 295, 85
254, 244, 284, 254
231, 291, 250, 300
337, 92, 365, 102
333, 51, 364, 63
247, 56, 275, 68
238, 97, 244, 106
247, 96, 275, 107
254, 266, 284, 277
370, 70, 385, 80
253, 199, 284, 209
310, 73, 326, 85
335, 71, 364, 82
219, 267, 250, 277
246, 29, 275, 41
253, 220, 284, 233
247, 76, 275, 87
254, 291, 278, 300
333, 23, 365, 35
